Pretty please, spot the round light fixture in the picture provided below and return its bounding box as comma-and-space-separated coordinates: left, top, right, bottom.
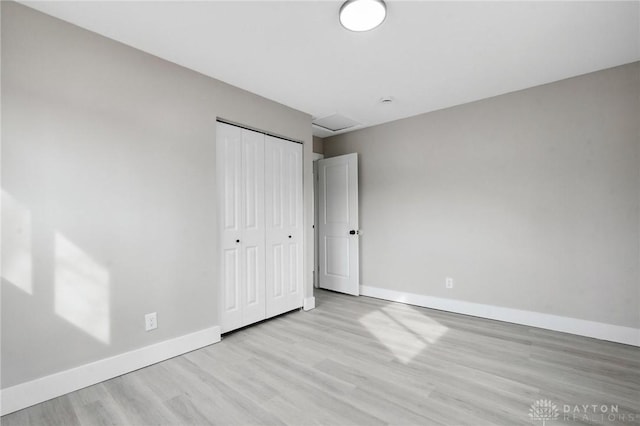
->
339, 0, 387, 32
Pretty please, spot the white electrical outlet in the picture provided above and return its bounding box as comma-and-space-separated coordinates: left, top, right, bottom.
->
145, 312, 157, 331
446, 277, 454, 289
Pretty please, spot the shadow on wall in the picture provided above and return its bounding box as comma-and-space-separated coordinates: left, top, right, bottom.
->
2, 189, 112, 345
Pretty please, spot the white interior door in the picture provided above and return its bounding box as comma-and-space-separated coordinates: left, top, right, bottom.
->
265, 136, 304, 317
318, 153, 359, 296
217, 122, 265, 333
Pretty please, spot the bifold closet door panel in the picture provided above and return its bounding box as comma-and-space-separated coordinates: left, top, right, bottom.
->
217, 123, 266, 333
217, 122, 243, 332
240, 129, 266, 326
265, 136, 304, 318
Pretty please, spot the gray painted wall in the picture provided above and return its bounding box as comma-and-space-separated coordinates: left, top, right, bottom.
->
325, 62, 640, 328
1, 2, 312, 388
313, 136, 324, 154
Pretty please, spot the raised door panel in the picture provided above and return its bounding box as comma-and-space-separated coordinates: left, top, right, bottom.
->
222, 247, 241, 317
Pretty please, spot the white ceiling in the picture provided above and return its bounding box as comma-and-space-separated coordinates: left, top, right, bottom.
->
21, 1, 640, 138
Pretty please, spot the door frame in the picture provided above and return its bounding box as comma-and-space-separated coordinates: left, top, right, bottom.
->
312, 153, 324, 288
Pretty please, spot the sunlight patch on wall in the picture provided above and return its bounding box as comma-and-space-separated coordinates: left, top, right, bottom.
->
1, 190, 33, 294
54, 232, 110, 344
359, 304, 448, 364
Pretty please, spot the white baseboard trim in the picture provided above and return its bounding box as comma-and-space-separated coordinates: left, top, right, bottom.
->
1, 326, 221, 416
303, 296, 316, 311
360, 285, 640, 347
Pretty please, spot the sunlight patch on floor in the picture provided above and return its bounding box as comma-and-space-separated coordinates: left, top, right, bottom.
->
54, 232, 110, 344
1, 190, 33, 294
382, 305, 448, 344
359, 303, 448, 364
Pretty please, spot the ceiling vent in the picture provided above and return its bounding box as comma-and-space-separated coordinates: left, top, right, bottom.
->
312, 114, 360, 132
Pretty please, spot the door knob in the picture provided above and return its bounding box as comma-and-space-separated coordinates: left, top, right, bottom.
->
349, 230, 358, 235
288, 235, 292, 239
236, 239, 240, 243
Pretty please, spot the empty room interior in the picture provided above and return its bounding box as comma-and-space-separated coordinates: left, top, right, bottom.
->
1, 1, 639, 425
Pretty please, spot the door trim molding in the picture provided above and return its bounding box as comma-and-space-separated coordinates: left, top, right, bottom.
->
360, 285, 640, 347
303, 296, 316, 311
0, 326, 221, 416
312, 153, 324, 289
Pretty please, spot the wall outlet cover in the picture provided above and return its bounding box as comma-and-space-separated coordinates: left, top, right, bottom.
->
145, 312, 157, 331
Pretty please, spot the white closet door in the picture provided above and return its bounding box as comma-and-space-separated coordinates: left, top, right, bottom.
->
265, 136, 303, 317
217, 123, 243, 332
217, 123, 265, 333
240, 129, 266, 325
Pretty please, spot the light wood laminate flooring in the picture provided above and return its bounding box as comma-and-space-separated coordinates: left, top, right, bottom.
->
3, 289, 639, 425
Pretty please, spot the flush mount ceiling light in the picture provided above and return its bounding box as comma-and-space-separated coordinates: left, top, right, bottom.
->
339, 0, 387, 32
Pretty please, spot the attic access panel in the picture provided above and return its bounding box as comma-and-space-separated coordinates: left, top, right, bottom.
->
312, 114, 360, 132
